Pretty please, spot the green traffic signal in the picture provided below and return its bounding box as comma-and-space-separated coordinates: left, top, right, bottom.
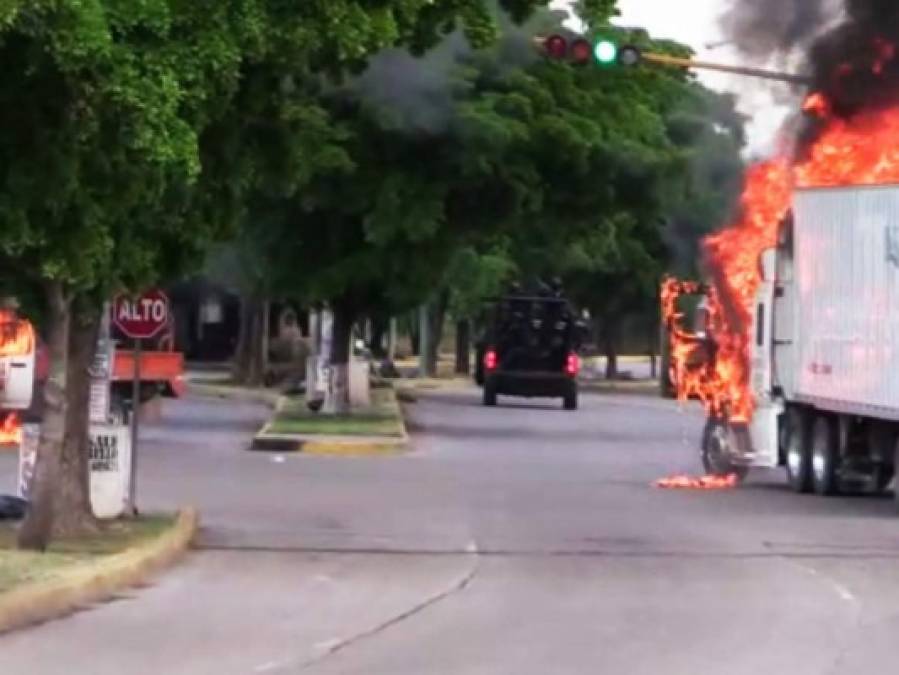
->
594, 40, 618, 65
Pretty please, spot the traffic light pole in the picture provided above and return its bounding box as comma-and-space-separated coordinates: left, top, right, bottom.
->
642, 52, 812, 86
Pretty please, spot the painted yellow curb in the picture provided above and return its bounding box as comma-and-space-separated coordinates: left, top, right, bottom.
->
300, 441, 405, 457
0, 508, 199, 635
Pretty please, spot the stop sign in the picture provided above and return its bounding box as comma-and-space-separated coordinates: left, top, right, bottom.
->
112, 290, 170, 340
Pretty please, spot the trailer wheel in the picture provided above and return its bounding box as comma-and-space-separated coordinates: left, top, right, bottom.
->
701, 418, 749, 481
894, 440, 899, 512
785, 408, 813, 494
811, 415, 840, 496
483, 381, 498, 407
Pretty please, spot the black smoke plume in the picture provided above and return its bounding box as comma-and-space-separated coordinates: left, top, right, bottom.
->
722, 0, 899, 124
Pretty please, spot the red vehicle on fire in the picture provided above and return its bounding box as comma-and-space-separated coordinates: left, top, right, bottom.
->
1, 306, 184, 440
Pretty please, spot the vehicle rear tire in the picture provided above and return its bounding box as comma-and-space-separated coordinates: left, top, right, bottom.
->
785, 407, 813, 493
700, 418, 750, 481
563, 388, 578, 411
894, 440, 899, 512
483, 381, 497, 407
811, 415, 840, 496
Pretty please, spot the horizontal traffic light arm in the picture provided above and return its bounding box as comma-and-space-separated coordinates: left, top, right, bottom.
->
642, 52, 812, 86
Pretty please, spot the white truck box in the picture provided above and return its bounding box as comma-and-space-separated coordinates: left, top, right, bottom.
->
0, 352, 35, 410
790, 184, 899, 419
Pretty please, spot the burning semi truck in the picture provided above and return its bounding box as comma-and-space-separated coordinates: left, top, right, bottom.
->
666, 182, 899, 503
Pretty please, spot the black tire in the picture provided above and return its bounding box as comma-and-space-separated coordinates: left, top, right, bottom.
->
474, 344, 486, 386
875, 467, 894, 495
785, 407, 813, 493
700, 418, 750, 480
894, 440, 899, 512
483, 381, 497, 407
867, 423, 895, 495
811, 415, 840, 496
563, 388, 578, 411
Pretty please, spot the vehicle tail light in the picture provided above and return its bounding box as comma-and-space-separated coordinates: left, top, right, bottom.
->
565, 353, 580, 377
484, 349, 498, 372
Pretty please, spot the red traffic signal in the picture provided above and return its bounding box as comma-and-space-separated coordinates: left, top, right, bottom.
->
570, 39, 592, 65
543, 34, 567, 60
535, 34, 592, 66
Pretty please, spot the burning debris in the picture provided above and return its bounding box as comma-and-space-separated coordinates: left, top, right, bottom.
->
0, 412, 21, 445
653, 474, 740, 490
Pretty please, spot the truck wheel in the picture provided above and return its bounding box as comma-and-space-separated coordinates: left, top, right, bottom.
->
785, 408, 813, 493
563, 389, 578, 411
483, 381, 497, 407
811, 415, 840, 496
701, 418, 749, 481
893, 442, 899, 511
894, 440, 899, 511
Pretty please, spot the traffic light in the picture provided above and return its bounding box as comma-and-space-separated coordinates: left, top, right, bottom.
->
593, 39, 618, 65
535, 34, 643, 68
618, 45, 642, 67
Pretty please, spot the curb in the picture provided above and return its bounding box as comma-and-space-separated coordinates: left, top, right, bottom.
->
250, 388, 410, 457
251, 438, 406, 456
578, 381, 661, 397
0, 508, 199, 635
186, 382, 281, 408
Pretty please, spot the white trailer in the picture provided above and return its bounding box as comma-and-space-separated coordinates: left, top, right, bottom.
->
705, 183, 899, 503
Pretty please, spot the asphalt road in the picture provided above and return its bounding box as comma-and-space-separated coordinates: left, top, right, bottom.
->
1, 386, 899, 674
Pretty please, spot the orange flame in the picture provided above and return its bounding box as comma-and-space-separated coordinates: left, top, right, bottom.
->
654, 473, 740, 490
0, 309, 35, 357
0, 412, 21, 445
664, 91, 899, 427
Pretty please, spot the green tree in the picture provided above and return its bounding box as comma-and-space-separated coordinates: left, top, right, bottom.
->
0, 0, 252, 547
2, 0, 548, 549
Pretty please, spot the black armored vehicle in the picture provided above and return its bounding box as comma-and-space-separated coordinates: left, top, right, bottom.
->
474, 283, 584, 410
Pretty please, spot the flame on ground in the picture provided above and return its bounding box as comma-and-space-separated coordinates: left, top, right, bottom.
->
0, 412, 22, 445
653, 474, 740, 490
663, 94, 899, 427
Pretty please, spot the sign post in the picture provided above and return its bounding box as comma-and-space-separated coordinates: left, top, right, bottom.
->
129, 337, 141, 515
111, 290, 169, 516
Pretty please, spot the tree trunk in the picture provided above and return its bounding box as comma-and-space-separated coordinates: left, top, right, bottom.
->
233, 294, 267, 387
426, 290, 449, 376
18, 282, 71, 550
369, 316, 388, 359
258, 299, 270, 384
602, 319, 620, 381
407, 313, 420, 357
53, 302, 102, 537
232, 293, 252, 382
328, 300, 355, 415
455, 319, 471, 375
